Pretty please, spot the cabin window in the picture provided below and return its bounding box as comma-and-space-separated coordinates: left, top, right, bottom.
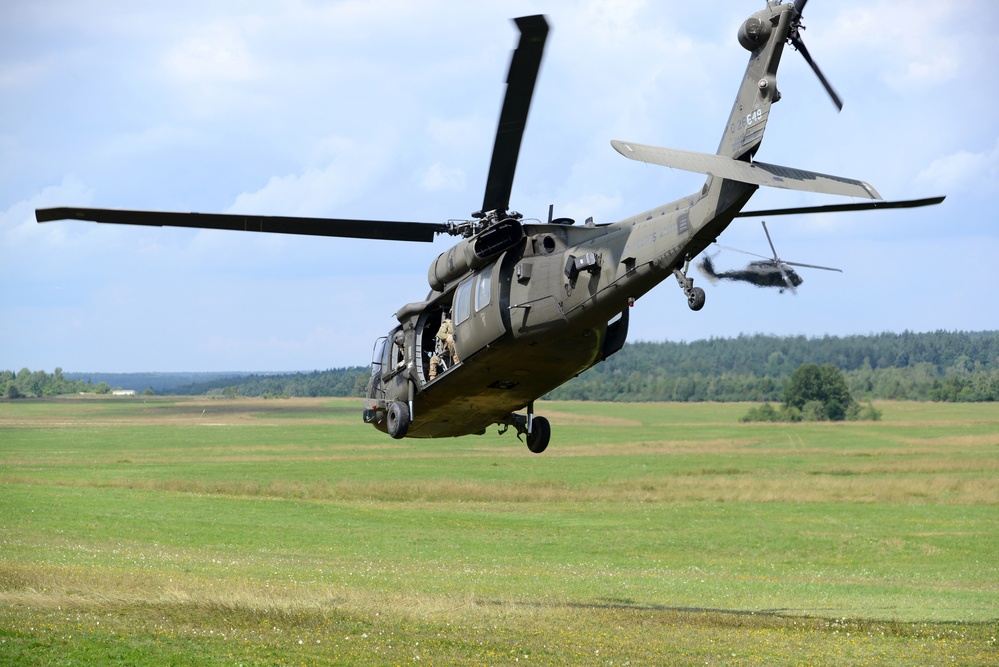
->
454, 278, 473, 325
475, 263, 493, 312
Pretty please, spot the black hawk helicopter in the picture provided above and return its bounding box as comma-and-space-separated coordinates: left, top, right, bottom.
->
697, 220, 842, 293
35, 1, 944, 453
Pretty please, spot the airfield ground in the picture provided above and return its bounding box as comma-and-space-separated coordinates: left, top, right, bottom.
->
1, 397, 997, 665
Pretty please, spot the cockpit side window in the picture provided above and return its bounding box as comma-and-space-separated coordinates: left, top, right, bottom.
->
371, 337, 387, 376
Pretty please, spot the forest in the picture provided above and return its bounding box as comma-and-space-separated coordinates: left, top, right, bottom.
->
545, 330, 999, 402
4, 330, 997, 402
1, 368, 116, 399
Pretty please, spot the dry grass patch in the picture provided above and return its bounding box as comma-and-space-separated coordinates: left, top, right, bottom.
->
898, 433, 999, 447
605, 473, 999, 505
0, 396, 358, 428
8, 468, 995, 505
530, 437, 769, 457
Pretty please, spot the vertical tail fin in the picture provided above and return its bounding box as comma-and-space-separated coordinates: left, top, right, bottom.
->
718, 3, 794, 160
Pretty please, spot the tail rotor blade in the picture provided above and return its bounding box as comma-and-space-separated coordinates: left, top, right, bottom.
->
791, 35, 843, 111
776, 262, 797, 293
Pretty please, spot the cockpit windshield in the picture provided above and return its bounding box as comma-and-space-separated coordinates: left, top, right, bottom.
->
370, 336, 387, 375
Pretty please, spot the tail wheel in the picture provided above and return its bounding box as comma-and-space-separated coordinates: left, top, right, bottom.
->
386, 400, 410, 439
526, 416, 551, 454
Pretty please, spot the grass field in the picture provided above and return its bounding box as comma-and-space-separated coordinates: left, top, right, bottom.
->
1, 396, 997, 665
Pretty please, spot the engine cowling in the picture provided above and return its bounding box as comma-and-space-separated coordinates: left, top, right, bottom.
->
427, 218, 523, 291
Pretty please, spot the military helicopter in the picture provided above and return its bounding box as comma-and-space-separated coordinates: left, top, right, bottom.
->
36, 1, 944, 453
698, 220, 842, 293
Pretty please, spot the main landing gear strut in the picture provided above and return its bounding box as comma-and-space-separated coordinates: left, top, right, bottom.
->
499, 401, 551, 454
674, 258, 706, 311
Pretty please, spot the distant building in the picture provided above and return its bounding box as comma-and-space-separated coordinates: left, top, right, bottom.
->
112, 389, 136, 396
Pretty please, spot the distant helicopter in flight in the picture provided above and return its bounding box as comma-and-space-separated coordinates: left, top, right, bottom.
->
698, 220, 842, 294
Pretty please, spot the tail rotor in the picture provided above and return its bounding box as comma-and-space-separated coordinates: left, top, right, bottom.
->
789, 1, 843, 110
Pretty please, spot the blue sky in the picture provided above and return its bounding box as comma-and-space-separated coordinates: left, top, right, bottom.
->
2, 0, 997, 372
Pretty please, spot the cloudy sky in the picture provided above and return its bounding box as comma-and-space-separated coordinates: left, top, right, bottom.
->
3, 0, 997, 372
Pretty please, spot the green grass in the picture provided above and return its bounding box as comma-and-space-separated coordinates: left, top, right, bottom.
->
1, 396, 997, 665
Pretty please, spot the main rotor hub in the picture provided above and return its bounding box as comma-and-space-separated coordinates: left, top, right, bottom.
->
448, 209, 523, 238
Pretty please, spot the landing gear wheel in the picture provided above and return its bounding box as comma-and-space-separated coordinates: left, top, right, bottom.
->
526, 416, 551, 454
386, 400, 410, 439
674, 261, 706, 312
687, 286, 706, 311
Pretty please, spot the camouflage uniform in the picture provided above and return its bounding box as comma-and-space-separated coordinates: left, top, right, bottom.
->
437, 318, 457, 364
428, 317, 458, 380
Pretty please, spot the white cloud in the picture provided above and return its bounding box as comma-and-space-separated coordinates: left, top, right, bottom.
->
418, 163, 466, 193
157, 22, 268, 119
915, 137, 999, 196
96, 124, 204, 161
164, 22, 260, 84
226, 136, 388, 216
822, 0, 987, 90
563, 192, 624, 226
1, 175, 92, 250
426, 116, 488, 152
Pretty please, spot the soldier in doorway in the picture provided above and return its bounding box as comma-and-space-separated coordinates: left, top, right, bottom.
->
428, 311, 458, 380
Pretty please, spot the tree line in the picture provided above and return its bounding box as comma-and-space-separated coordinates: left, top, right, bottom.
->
173, 369, 369, 399
1, 368, 117, 399
5, 330, 997, 402
544, 330, 999, 402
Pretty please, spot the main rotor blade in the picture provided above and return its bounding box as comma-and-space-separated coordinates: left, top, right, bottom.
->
480, 14, 549, 215
762, 220, 779, 259
734, 196, 946, 218
35, 207, 447, 243
783, 260, 842, 273
714, 243, 771, 261
791, 35, 843, 111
